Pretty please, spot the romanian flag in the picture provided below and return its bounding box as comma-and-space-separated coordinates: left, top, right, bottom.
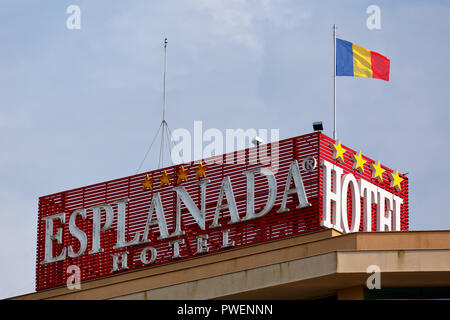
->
336, 38, 390, 81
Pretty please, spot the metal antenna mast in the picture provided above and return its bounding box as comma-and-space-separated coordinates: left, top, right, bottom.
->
136, 38, 179, 174
159, 38, 168, 168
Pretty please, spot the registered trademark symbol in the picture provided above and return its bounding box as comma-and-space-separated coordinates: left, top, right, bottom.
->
302, 157, 317, 172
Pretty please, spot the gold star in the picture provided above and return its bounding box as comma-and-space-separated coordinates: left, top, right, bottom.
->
141, 174, 153, 191
331, 140, 346, 163
160, 170, 172, 187
372, 161, 386, 182
195, 162, 208, 180
353, 151, 367, 173
176, 166, 189, 184
389, 169, 404, 191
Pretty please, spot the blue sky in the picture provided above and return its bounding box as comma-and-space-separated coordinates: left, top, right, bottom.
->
0, 0, 449, 298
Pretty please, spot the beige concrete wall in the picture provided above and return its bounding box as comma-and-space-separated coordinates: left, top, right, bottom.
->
10, 229, 450, 300
112, 252, 338, 300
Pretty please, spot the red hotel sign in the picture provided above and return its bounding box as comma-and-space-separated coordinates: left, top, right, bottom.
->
36, 132, 408, 290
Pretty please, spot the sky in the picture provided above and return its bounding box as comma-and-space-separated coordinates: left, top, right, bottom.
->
0, 0, 449, 299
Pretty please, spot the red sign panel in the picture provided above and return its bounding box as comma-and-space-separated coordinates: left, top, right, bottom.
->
35, 132, 408, 291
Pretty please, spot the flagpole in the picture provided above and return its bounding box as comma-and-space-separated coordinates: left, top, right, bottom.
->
333, 24, 337, 141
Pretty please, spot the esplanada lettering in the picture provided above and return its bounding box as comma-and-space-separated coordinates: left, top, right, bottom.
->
42, 161, 310, 266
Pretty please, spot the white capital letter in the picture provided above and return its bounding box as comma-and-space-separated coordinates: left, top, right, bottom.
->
196, 235, 209, 254
210, 177, 240, 228
171, 181, 209, 237
392, 195, 404, 231
359, 179, 378, 232
341, 174, 361, 233
140, 247, 158, 265
111, 252, 128, 272
278, 160, 311, 213
114, 199, 140, 249
243, 167, 277, 221
321, 160, 343, 231
88, 204, 114, 255
377, 189, 394, 231
170, 239, 185, 259
68, 209, 87, 258
141, 193, 170, 241
41, 213, 66, 264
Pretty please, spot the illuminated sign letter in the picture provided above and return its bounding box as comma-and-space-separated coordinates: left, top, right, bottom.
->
114, 199, 140, 249
41, 213, 66, 264
140, 246, 157, 265
278, 160, 311, 213
196, 235, 209, 254
171, 180, 209, 237
88, 204, 114, 254
359, 179, 378, 231
321, 160, 343, 230
377, 188, 394, 231
392, 195, 404, 231
243, 167, 277, 221
221, 229, 235, 248
210, 176, 240, 228
111, 251, 128, 272
68, 209, 87, 258
341, 174, 361, 233
141, 193, 170, 240
170, 239, 185, 259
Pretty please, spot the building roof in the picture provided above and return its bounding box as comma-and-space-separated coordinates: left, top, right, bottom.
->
10, 229, 450, 300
